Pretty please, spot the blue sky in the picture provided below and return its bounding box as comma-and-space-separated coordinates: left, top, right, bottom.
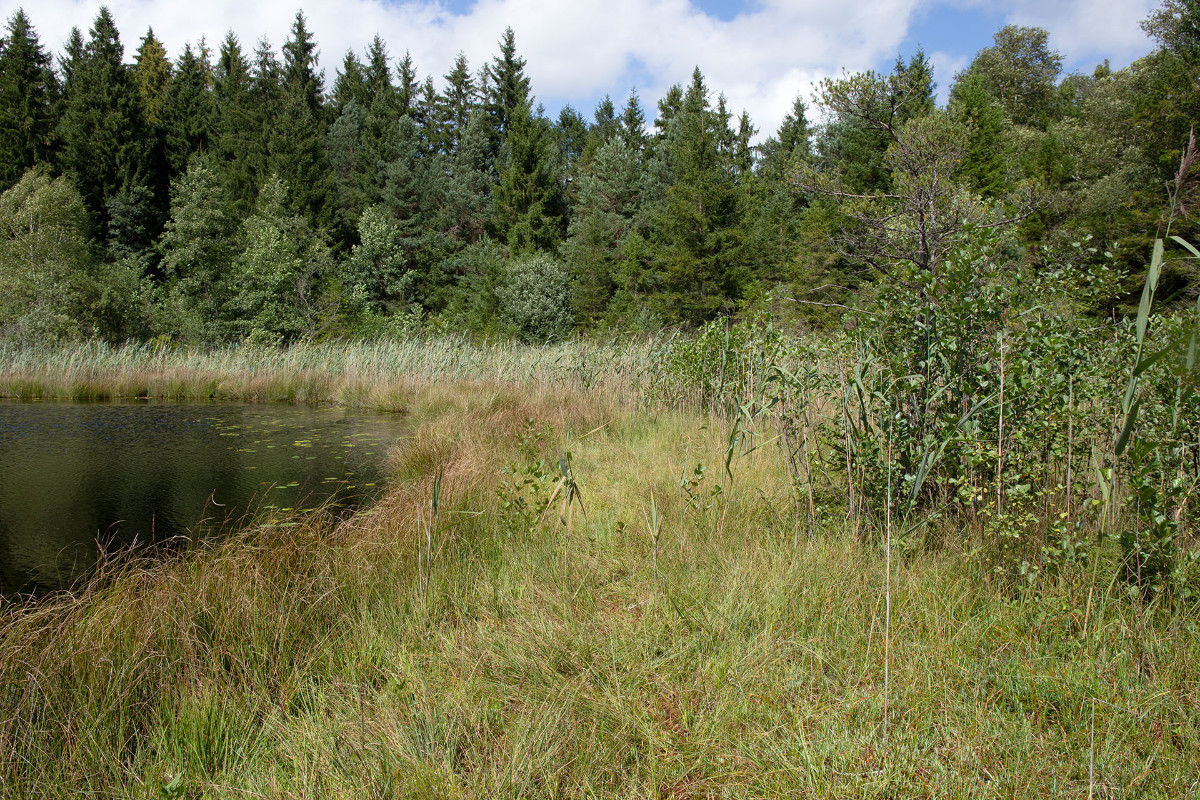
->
8, 0, 1161, 139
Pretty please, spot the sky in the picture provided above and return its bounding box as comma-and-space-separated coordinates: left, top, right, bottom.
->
5, 0, 1163, 141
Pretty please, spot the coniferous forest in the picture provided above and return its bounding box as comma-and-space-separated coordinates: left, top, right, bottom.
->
0, 3, 1196, 345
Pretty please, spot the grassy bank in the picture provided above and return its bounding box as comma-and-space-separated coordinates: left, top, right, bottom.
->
1, 357, 1198, 798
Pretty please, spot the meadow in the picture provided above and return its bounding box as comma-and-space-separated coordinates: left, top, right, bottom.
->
0, 332, 1197, 798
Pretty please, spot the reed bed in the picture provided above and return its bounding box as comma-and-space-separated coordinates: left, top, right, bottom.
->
0, 335, 657, 409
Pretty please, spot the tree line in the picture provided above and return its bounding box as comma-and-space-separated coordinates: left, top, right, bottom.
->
0, 2, 1196, 344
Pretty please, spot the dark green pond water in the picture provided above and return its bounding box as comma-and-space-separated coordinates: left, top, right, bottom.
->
0, 401, 409, 594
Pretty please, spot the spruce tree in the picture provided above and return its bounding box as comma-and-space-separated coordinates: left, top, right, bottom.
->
433, 53, 478, 155
0, 10, 59, 190
620, 89, 647, 152
364, 35, 395, 112
647, 68, 746, 324
132, 28, 171, 127
484, 28, 531, 147
331, 51, 368, 113
555, 105, 589, 197
396, 51, 419, 117
561, 137, 647, 325
163, 43, 214, 176
58, 7, 149, 236
212, 32, 257, 216
282, 11, 324, 118
492, 103, 565, 254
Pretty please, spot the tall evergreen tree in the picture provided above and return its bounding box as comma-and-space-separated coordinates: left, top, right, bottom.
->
364, 35, 395, 112
648, 68, 746, 324
132, 27, 171, 127
330, 50, 368, 113
620, 89, 647, 152
757, 96, 810, 181
396, 51, 419, 117
589, 95, 619, 152
281, 11, 324, 118
432, 53, 478, 156
59, 27, 84, 86
212, 32, 257, 216
483, 28, 531, 147
0, 10, 59, 190
163, 43, 213, 176
58, 7, 149, 236
560, 137, 648, 325
555, 105, 589, 200
492, 103, 565, 254
949, 71, 1010, 197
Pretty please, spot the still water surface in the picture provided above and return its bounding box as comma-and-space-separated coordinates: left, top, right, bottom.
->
0, 401, 409, 593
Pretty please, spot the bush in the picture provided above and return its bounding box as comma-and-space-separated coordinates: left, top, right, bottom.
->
497, 254, 574, 343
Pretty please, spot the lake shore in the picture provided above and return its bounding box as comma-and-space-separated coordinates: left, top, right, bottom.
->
1, 344, 1198, 797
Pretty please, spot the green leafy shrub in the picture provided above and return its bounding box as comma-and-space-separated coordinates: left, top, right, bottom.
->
496, 253, 574, 343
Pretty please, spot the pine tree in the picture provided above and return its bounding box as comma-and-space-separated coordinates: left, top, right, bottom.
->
589, 95, 619, 152
0, 10, 59, 190
59, 27, 84, 86
949, 71, 1009, 197
620, 89, 647, 152
561, 137, 647, 325
756, 97, 809, 185
267, 86, 331, 224
396, 51, 420, 117
555, 105, 589, 198
327, 100, 374, 241
247, 37, 283, 196
364, 35, 395, 113
331, 51, 368, 113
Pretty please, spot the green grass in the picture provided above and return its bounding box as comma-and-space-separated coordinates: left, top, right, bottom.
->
0, 345, 1198, 798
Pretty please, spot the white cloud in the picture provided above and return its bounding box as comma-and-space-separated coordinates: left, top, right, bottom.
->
4, 0, 1159, 142
953, 0, 1158, 70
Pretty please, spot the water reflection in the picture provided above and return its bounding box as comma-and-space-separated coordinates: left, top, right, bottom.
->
0, 401, 408, 593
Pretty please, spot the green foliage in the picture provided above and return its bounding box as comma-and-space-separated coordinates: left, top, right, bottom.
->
0, 169, 93, 340
162, 43, 213, 177
560, 138, 648, 325
58, 7, 149, 235
228, 175, 335, 343
496, 253, 574, 342
158, 158, 238, 342
491, 104, 566, 254
0, 10, 59, 191
343, 204, 410, 312
955, 25, 1063, 128
646, 69, 747, 325
132, 27, 171, 127
650, 315, 782, 409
